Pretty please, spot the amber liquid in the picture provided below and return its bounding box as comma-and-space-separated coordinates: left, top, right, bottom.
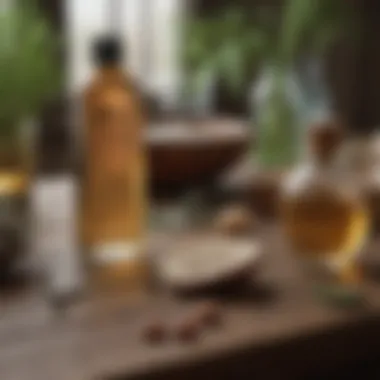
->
281, 187, 369, 263
82, 67, 147, 292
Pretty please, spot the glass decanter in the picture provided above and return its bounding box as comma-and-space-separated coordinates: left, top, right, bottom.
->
251, 63, 306, 168
280, 120, 370, 303
247, 64, 305, 220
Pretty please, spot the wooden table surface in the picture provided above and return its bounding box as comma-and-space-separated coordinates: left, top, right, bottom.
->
2, 226, 380, 380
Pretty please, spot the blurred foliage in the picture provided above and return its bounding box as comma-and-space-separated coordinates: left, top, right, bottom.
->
184, 0, 354, 98
184, 7, 267, 98
0, 1, 61, 140
279, 0, 354, 65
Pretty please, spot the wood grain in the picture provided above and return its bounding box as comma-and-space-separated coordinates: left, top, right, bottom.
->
2, 226, 380, 379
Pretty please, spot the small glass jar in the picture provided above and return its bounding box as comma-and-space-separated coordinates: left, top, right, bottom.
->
0, 119, 34, 287
362, 133, 380, 234
0, 172, 28, 286
280, 120, 370, 303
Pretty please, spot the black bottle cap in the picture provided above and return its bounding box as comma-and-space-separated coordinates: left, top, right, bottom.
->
92, 35, 123, 65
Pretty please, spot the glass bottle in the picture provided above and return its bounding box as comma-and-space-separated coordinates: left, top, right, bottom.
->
0, 118, 34, 288
297, 55, 332, 126
363, 133, 380, 234
250, 63, 306, 169
248, 64, 305, 219
82, 36, 147, 292
31, 102, 83, 304
280, 119, 370, 302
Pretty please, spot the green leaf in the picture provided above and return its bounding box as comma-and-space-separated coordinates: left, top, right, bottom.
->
218, 41, 246, 96
0, 1, 61, 140
279, 0, 352, 64
183, 6, 267, 98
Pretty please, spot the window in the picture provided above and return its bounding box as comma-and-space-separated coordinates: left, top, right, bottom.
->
65, 0, 187, 111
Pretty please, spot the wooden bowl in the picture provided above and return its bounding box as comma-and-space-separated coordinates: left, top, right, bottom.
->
146, 118, 249, 193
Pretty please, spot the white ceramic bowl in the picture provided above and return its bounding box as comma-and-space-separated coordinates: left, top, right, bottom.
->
157, 237, 262, 293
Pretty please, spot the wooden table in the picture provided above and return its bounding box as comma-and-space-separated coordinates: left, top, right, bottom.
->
2, 226, 380, 380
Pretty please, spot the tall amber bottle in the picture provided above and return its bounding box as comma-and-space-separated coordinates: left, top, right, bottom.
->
82, 36, 147, 291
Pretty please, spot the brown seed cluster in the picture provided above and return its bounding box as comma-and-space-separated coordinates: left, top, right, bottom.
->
141, 301, 223, 345
142, 320, 168, 344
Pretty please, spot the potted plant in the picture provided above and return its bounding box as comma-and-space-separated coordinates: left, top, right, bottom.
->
0, 1, 60, 284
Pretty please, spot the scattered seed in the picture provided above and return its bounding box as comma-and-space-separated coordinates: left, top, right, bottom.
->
176, 317, 202, 342
142, 320, 168, 344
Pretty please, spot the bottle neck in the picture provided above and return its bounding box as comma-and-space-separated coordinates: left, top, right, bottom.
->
307, 139, 340, 172
97, 63, 124, 80
307, 149, 336, 173
313, 155, 333, 170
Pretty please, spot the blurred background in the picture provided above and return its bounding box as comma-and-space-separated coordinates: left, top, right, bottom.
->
52, 0, 380, 125
22, 0, 380, 182
0, 0, 376, 172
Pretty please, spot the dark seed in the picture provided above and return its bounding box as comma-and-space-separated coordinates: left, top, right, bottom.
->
197, 301, 222, 327
142, 321, 167, 344
176, 318, 201, 342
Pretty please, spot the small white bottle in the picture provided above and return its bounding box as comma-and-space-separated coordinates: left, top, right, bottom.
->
30, 176, 83, 302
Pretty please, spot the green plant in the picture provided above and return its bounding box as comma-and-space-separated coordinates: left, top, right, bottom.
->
254, 0, 355, 168
184, 7, 266, 98
184, 1, 354, 100
278, 0, 353, 67
0, 1, 60, 140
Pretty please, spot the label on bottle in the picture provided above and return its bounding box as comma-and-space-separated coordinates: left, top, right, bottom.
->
92, 242, 141, 265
